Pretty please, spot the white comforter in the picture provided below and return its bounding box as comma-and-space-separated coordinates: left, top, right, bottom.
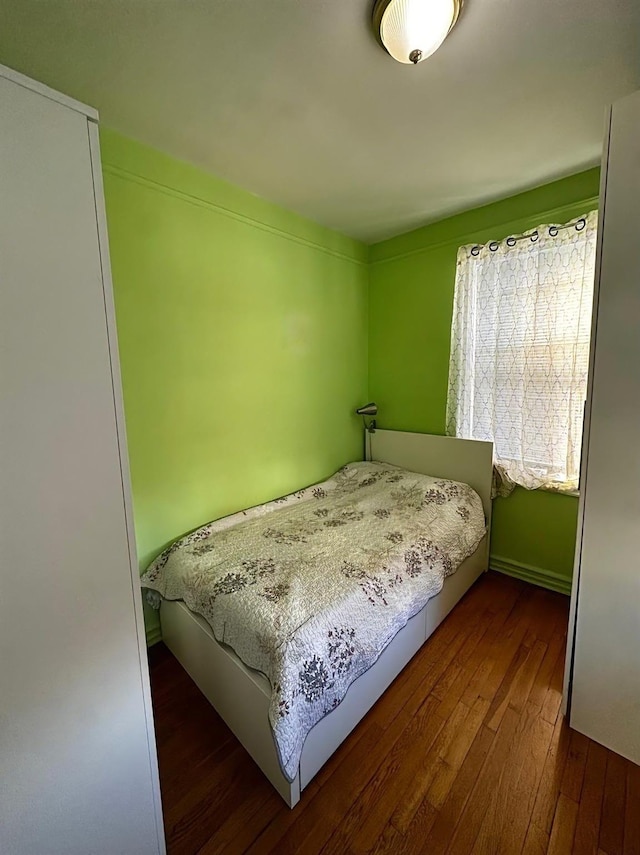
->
141, 462, 486, 781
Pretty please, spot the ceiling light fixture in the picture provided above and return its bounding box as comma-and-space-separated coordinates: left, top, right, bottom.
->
373, 0, 462, 65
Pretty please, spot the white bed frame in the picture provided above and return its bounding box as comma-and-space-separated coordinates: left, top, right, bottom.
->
160, 429, 493, 807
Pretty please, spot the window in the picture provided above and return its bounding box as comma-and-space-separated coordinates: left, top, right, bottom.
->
446, 211, 598, 493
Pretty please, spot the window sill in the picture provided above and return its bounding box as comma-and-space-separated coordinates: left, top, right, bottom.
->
537, 486, 580, 498
495, 483, 580, 497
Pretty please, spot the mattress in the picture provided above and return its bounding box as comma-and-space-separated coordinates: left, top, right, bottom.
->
141, 461, 485, 781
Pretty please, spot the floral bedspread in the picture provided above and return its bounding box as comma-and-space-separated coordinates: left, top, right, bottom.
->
141, 462, 486, 782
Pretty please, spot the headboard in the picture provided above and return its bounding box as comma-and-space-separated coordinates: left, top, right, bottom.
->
369, 429, 493, 527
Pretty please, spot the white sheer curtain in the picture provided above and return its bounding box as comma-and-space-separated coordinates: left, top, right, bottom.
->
446, 210, 598, 493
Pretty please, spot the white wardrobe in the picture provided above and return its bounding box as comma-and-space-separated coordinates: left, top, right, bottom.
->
565, 88, 640, 766
0, 67, 165, 853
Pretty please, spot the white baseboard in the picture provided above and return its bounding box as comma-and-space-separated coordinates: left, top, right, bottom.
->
490, 555, 572, 596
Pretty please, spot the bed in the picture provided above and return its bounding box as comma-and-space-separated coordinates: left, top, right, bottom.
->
144, 429, 493, 807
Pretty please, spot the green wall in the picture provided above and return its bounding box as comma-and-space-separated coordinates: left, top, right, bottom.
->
100, 130, 368, 642
103, 123, 599, 627
369, 169, 601, 593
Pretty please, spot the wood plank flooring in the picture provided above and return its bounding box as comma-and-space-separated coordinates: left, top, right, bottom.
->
148, 571, 639, 854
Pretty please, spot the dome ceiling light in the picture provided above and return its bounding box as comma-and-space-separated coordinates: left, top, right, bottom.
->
373, 0, 462, 65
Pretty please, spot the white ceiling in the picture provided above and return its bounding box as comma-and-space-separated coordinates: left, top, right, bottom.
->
1, 1, 639, 243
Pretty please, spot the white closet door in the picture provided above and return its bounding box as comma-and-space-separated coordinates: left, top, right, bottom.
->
569, 89, 640, 765
0, 73, 164, 853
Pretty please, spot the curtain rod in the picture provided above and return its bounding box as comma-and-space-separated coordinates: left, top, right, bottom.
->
470, 216, 588, 257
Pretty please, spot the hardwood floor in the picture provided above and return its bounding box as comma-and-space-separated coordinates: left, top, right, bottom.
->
148, 572, 640, 854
